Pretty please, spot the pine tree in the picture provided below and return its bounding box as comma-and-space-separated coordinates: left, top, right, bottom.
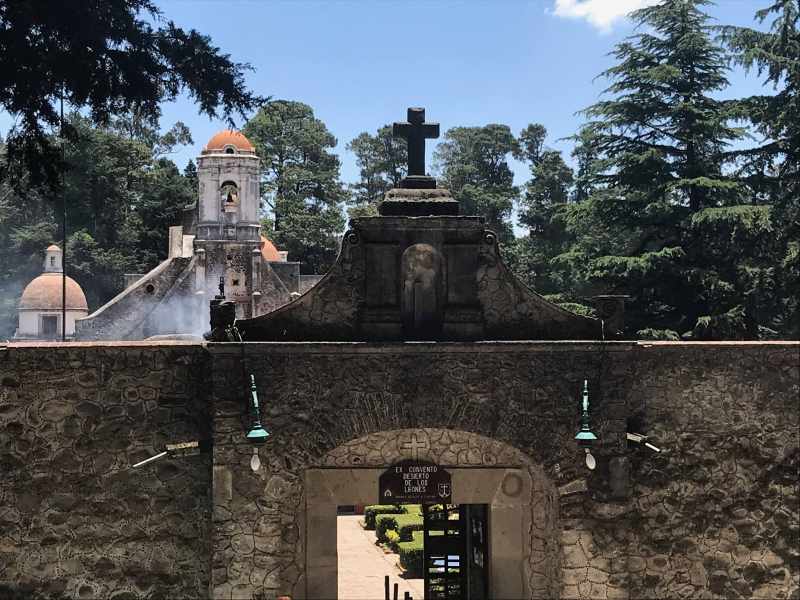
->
570, 0, 771, 339
346, 125, 407, 217
722, 0, 800, 337
508, 124, 577, 302
434, 125, 519, 243
243, 100, 347, 275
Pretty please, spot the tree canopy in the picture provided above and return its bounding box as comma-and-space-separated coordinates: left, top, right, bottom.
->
0, 0, 265, 187
243, 100, 347, 275
552, 0, 784, 339
347, 125, 407, 217
1, 0, 796, 341
0, 114, 197, 339
434, 124, 520, 243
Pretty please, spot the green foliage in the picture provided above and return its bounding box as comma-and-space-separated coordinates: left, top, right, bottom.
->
397, 531, 424, 577
0, 0, 264, 189
721, 0, 800, 338
347, 125, 407, 216
363, 504, 404, 530
375, 512, 423, 543
385, 529, 401, 552
434, 124, 519, 243
550, 300, 597, 319
636, 328, 681, 341
243, 100, 347, 275
0, 114, 196, 338
554, 0, 795, 339
507, 124, 576, 297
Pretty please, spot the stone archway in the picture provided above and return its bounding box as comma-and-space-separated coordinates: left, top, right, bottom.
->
303, 428, 561, 600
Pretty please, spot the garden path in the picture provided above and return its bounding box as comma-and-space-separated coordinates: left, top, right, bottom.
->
337, 515, 424, 599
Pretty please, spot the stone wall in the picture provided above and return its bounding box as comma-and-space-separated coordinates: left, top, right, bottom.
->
619, 342, 799, 600
206, 341, 633, 599
209, 341, 798, 600
0, 340, 797, 600
0, 342, 212, 599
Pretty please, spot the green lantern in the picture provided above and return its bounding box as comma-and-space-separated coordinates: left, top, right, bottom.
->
574, 379, 598, 443
574, 379, 598, 470
246, 374, 269, 444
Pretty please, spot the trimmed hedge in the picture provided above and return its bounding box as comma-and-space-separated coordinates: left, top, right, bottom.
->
363, 504, 404, 530
375, 513, 423, 542
385, 529, 401, 552
398, 531, 424, 577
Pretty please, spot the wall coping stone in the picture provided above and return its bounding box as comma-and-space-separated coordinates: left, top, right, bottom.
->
2, 340, 797, 353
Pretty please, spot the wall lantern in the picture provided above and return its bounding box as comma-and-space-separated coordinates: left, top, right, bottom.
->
574, 379, 598, 470
246, 373, 269, 471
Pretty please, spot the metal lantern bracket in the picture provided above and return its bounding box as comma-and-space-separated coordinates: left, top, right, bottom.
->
246, 372, 269, 445
626, 432, 662, 453
132, 439, 212, 469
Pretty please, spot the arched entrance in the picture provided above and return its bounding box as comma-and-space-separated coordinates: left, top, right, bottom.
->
303, 428, 561, 599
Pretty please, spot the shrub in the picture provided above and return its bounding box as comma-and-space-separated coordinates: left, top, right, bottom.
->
396, 514, 423, 541
363, 504, 404, 530
375, 512, 423, 542
375, 513, 399, 542
385, 529, 400, 552
398, 531, 424, 577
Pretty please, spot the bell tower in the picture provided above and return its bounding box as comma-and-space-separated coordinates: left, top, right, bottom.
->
195, 130, 262, 318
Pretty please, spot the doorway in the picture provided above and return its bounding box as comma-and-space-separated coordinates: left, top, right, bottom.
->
307, 467, 529, 600
336, 503, 489, 600
41, 314, 59, 337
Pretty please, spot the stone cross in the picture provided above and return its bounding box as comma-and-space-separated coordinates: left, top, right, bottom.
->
393, 108, 439, 177
400, 432, 429, 460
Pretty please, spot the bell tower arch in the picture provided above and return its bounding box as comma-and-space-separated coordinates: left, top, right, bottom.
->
197, 129, 261, 239
196, 130, 263, 317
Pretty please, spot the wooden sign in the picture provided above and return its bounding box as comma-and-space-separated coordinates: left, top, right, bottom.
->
379, 460, 452, 503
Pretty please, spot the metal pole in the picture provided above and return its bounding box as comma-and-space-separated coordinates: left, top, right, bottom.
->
60, 85, 66, 342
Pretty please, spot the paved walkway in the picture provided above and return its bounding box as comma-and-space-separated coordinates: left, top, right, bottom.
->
337, 515, 424, 600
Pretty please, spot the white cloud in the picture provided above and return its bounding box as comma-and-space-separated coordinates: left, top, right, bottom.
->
553, 0, 658, 32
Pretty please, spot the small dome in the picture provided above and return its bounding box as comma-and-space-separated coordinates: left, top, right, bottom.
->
47, 244, 61, 252
204, 130, 255, 154
260, 235, 281, 262
19, 273, 88, 311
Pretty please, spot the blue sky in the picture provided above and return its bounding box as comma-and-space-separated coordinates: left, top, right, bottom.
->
1, 0, 773, 188
153, 0, 770, 185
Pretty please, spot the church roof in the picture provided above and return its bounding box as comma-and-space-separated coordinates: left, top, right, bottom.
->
203, 130, 255, 154
260, 235, 281, 262
19, 273, 88, 311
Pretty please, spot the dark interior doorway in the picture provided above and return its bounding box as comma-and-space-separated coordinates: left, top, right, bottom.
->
41, 315, 58, 337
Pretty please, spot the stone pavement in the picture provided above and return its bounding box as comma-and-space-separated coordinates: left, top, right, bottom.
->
337, 515, 424, 600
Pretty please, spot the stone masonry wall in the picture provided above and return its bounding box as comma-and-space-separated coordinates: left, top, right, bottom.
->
619, 342, 799, 600
207, 342, 636, 599
209, 341, 798, 600
0, 342, 212, 599
0, 341, 797, 600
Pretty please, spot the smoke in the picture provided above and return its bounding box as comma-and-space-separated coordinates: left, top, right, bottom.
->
143, 288, 210, 340
0, 279, 25, 341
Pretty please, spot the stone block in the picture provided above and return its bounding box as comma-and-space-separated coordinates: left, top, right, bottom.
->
609, 456, 630, 498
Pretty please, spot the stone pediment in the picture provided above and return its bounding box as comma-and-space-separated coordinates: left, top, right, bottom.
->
232, 213, 603, 342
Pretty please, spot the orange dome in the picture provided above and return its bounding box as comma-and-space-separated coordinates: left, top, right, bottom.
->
46, 244, 61, 252
19, 273, 88, 311
204, 130, 255, 153
260, 235, 281, 262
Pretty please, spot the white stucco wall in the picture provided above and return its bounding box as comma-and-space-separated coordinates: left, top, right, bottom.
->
17, 309, 88, 338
